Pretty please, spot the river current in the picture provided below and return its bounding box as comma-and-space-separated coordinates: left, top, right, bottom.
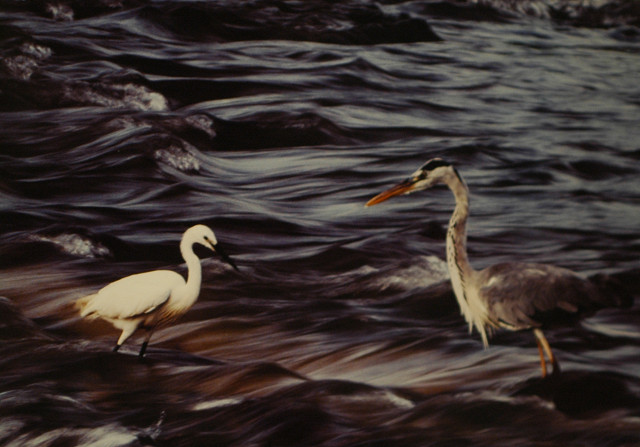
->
1, 1, 639, 446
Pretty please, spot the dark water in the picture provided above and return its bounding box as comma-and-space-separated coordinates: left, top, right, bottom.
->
1, 0, 640, 445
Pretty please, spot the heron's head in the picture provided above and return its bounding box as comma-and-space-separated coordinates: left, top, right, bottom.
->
366, 158, 459, 207
187, 224, 239, 271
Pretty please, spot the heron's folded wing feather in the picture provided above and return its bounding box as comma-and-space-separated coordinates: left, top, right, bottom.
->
480, 263, 599, 329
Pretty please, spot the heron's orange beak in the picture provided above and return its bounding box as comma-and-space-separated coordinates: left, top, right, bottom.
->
365, 180, 416, 207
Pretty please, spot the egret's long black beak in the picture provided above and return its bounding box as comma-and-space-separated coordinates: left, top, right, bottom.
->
214, 243, 239, 272
365, 179, 417, 207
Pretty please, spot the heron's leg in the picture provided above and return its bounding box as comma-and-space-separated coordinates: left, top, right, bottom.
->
534, 334, 548, 378
533, 328, 560, 377
113, 344, 121, 352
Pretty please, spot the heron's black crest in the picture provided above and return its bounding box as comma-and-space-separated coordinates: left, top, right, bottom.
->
420, 158, 451, 172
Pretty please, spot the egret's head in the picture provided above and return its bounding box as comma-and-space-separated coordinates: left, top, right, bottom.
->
186, 224, 239, 271
366, 158, 459, 207
187, 224, 218, 250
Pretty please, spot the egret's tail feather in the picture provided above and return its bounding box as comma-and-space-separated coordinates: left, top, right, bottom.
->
75, 294, 98, 317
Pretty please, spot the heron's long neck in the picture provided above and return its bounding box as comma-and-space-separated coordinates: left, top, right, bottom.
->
445, 174, 475, 284
444, 173, 488, 344
180, 240, 203, 307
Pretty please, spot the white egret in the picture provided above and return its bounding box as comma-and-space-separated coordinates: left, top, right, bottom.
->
366, 158, 629, 377
76, 224, 238, 358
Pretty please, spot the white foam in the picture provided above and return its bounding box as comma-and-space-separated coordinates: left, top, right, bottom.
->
63, 83, 169, 111
2, 42, 52, 80
29, 233, 112, 258
379, 389, 415, 409
0, 418, 25, 444
117, 83, 168, 112
472, 0, 609, 20
20, 43, 53, 60
2, 55, 38, 80
185, 114, 217, 138
154, 145, 200, 172
335, 389, 415, 410
192, 397, 243, 411
46, 2, 74, 21
3, 424, 138, 447
372, 255, 448, 291
77, 425, 140, 447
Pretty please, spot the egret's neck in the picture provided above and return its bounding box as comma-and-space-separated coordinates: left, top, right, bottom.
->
180, 239, 203, 307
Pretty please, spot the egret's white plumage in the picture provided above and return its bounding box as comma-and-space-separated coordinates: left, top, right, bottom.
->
366, 158, 629, 377
77, 224, 237, 357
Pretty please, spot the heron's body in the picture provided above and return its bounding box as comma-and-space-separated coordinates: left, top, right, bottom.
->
77, 224, 237, 357
367, 158, 628, 376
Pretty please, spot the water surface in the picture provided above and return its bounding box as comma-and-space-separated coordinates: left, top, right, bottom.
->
1, 1, 639, 446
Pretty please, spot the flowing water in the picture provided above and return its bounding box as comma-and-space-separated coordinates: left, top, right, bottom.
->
1, 0, 640, 446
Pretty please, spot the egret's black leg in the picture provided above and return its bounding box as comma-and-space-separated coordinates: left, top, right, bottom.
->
138, 330, 154, 359
138, 341, 148, 358
113, 344, 121, 353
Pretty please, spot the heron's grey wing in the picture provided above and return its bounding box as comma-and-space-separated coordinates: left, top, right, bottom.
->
88, 270, 183, 320
478, 262, 600, 329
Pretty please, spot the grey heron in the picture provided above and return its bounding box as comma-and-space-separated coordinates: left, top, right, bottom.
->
76, 224, 238, 358
366, 158, 628, 377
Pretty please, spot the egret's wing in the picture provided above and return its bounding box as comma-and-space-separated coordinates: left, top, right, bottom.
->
88, 270, 184, 320
479, 262, 599, 329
